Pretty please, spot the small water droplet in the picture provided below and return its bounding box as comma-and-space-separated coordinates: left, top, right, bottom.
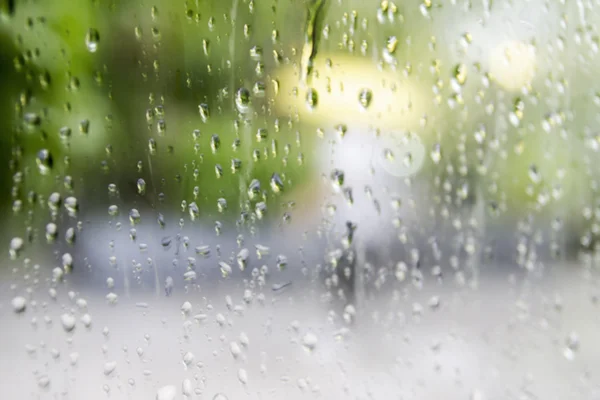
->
36, 149, 53, 174
235, 88, 251, 113
306, 88, 318, 110
358, 88, 372, 109
129, 209, 141, 224
9, 237, 24, 259
198, 104, 210, 122
211, 134, 221, 153
238, 368, 248, 384
85, 28, 100, 52
302, 332, 318, 351
270, 173, 284, 193
219, 261, 232, 278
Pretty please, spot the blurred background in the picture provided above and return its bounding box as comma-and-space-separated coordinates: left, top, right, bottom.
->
1, 0, 600, 399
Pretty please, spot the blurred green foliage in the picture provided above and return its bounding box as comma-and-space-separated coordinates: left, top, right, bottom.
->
0, 0, 598, 246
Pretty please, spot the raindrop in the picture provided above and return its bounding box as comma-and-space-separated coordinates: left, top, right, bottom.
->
255, 244, 270, 258
248, 179, 261, 199
306, 88, 318, 110
230, 341, 242, 358
11, 296, 26, 313
106, 292, 118, 304
85, 28, 100, 52
330, 169, 345, 188
235, 88, 251, 113
386, 36, 398, 54
48, 192, 61, 211
182, 351, 195, 366
64, 196, 78, 215
230, 159, 242, 173
79, 119, 90, 134
270, 173, 284, 192
9, 237, 24, 259
238, 368, 248, 384
256, 128, 268, 142
182, 379, 193, 396
46, 223, 58, 242
60, 313, 76, 332
129, 209, 141, 224
302, 332, 318, 351
181, 301, 192, 315
36, 149, 53, 174
184, 203, 199, 222
195, 245, 210, 257
165, 276, 174, 295
358, 88, 372, 110
276, 254, 288, 270
256, 202, 267, 219
219, 261, 232, 278
108, 205, 119, 216
211, 134, 221, 153
81, 313, 92, 328
148, 138, 157, 154
198, 104, 210, 122
237, 248, 250, 270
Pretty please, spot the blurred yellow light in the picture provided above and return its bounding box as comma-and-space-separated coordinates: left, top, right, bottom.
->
272, 54, 427, 132
489, 40, 537, 91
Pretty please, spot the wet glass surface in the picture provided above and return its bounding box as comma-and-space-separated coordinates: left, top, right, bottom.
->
1, 0, 600, 399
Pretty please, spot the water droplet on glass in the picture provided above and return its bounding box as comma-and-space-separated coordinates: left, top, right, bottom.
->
276, 254, 288, 270
238, 368, 248, 384
386, 36, 398, 54
182, 379, 193, 396
235, 88, 251, 113
36, 149, 53, 174
198, 104, 210, 122
182, 351, 194, 367
48, 192, 61, 211
330, 169, 345, 188
12, 296, 26, 313
106, 292, 118, 304
9, 237, 24, 259
129, 209, 141, 224
237, 248, 249, 270
270, 173, 284, 193
210, 134, 220, 153
188, 202, 199, 220
64, 196, 78, 215
60, 313, 76, 332
358, 88, 372, 110
85, 28, 100, 52
229, 341, 242, 359
302, 332, 318, 351
306, 88, 318, 110
181, 301, 192, 315
219, 261, 232, 278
